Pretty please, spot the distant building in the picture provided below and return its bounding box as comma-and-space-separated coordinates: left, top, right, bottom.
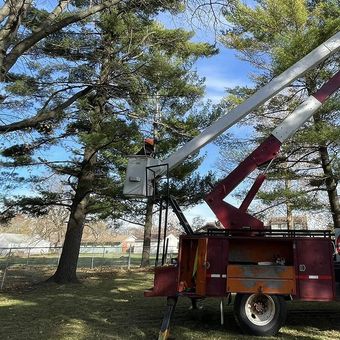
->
269, 216, 308, 230
81, 230, 179, 255
81, 234, 137, 253
112, 235, 137, 253
133, 233, 179, 254
0, 233, 51, 255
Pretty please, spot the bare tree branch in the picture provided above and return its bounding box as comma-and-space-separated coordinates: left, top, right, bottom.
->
0, 0, 123, 79
0, 1, 12, 23
0, 1, 32, 72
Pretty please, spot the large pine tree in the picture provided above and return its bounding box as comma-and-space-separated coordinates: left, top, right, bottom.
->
1, 4, 216, 281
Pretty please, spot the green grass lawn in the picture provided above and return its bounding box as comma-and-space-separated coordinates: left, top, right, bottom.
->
0, 253, 159, 269
0, 268, 339, 340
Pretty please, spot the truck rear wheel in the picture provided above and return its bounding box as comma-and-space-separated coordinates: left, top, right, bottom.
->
233, 293, 287, 336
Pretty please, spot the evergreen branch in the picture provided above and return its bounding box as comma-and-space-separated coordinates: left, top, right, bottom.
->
124, 111, 193, 138
34, 158, 81, 177
77, 134, 128, 175
253, 200, 287, 215
0, 85, 93, 133
0, 159, 78, 168
294, 166, 323, 172
283, 149, 323, 169
39, 85, 88, 113
29, 132, 73, 149
121, 28, 157, 62
0, 205, 14, 216
118, 217, 145, 227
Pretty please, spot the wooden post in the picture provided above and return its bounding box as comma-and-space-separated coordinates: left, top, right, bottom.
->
128, 246, 131, 270
1, 248, 12, 290
91, 246, 95, 269
26, 247, 31, 266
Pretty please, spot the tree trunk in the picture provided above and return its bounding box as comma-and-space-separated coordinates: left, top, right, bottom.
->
317, 143, 340, 230
141, 198, 154, 267
313, 114, 340, 230
140, 91, 160, 267
284, 164, 293, 230
307, 79, 340, 230
50, 207, 86, 283
48, 146, 96, 283
286, 198, 293, 230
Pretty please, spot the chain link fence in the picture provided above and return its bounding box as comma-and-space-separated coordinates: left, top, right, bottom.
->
0, 245, 178, 290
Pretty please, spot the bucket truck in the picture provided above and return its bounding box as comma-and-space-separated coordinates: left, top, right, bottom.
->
123, 32, 340, 338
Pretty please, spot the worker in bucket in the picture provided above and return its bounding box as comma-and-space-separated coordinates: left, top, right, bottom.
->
136, 138, 155, 157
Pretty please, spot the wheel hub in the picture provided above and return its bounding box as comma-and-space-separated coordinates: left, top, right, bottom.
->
244, 294, 276, 326
253, 301, 265, 314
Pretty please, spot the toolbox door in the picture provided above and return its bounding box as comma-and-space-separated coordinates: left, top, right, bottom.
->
296, 239, 334, 301
195, 238, 208, 296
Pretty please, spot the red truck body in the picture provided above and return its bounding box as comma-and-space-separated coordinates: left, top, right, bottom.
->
146, 231, 336, 302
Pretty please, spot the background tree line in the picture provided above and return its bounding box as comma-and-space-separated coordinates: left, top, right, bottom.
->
0, 0, 218, 282
215, 0, 339, 230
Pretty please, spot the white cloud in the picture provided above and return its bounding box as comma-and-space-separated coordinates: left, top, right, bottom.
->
198, 60, 253, 102
206, 94, 224, 103
205, 77, 247, 93
184, 202, 217, 224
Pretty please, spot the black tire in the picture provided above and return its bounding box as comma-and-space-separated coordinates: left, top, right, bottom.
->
233, 293, 287, 336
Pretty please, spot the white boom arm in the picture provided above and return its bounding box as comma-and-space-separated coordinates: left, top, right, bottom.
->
124, 32, 340, 197
163, 32, 340, 170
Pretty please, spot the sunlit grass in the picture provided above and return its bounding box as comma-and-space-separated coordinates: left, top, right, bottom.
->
0, 269, 339, 339
0, 298, 37, 307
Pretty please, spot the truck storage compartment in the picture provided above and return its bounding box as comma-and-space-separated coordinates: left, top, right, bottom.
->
205, 238, 229, 296
228, 238, 294, 265
178, 237, 229, 296
177, 237, 200, 293
227, 264, 295, 294
296, 238, 335, 301
227, 238, 295, 295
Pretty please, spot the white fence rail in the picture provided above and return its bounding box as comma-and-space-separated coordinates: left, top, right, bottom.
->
0, 245, 178, 290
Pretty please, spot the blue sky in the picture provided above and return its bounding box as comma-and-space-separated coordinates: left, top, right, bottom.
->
157, 12, 257, 223
195, 51, 254, 103
186, 53, 254, 223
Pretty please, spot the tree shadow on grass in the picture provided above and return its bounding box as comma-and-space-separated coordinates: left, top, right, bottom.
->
0, 270, 161, 339
0, 270, 340, 340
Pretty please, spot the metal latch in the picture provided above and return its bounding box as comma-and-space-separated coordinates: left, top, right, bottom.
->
129, 176, 141, 182
203, 261, 210, 270
299, 264, 306, 272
